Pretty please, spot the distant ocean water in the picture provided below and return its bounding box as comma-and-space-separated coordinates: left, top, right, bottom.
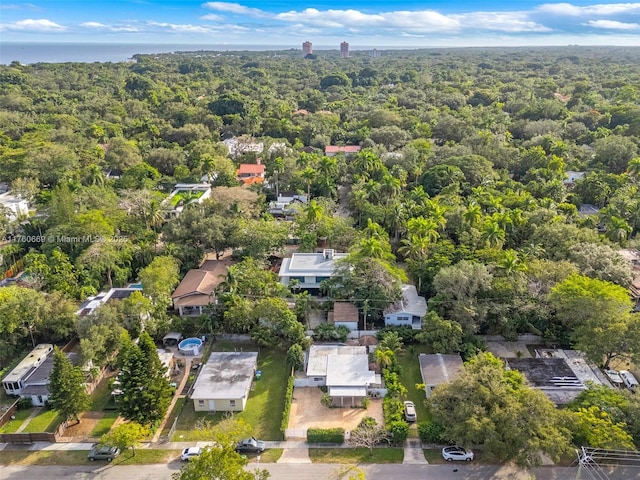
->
0, 43, 304, 65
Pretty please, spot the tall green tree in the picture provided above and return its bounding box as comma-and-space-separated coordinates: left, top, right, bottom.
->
549, 274, 639, 368
118, 331, 172, 426
174, 443, 269, 480
430, 352, 572, 468
48, 347, 90, 423
100, 421, 151, 457
139, 255, 180, 313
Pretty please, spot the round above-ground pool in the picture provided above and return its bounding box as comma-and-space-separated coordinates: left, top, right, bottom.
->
178, 337, 203, 355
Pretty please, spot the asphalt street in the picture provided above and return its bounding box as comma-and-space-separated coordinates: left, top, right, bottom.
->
1, 464, 640, 480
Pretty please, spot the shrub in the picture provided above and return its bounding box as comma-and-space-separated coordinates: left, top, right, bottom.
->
383, 397, 404, 424
387, 420, 409, 444
313, 323, 350, 342
358, 416, 378, 428
376, 326, 418, 344
321, 393, 333, 408
17, 397, 33, 410
418, 420, 446, 443
280, 375, 295, 438
307, 427, 345, 444
360, 396, 371, 409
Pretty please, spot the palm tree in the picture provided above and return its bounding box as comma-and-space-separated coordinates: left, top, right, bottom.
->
605, 216, 632, 244
463, 202, 482, 227
482, 219, 505, 248
85, 164, 105, 187
304, 200, 324, 226
497, 250, 527, 276
626, 157, 640, 181
300, 167, 316, 198
374, 347, 394, 370
349, 187, 369, 227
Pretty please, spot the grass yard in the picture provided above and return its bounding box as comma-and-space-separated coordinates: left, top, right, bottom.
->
309, 447, 404, 464
89, 411, 119, 437
21, 408, 62, 433
0, 409, 31, 433
172, 344, 288, 441
423, 448, 446, 464
0, 449, 182, 466
248, 448, 283, 463
396, 344, 432, 424
160, 397, 186, 437
89, 375, 114, 410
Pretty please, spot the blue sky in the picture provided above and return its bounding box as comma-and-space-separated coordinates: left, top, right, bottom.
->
1, 1, 640, 47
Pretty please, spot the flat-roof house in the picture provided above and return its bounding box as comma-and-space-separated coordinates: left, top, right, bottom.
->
163, 183, 212, 217
325, 145, 362, 157
191, 352, 258, 412
268, 193, 307, 218
2, 344, 82, 406
305, 345, 380, 407
278, 249, 348, 291
564, 171, 586, 186
384, 284, 427, 330
0, 191, 29, 221
506, 349, 606, 405
329, 302, 359, 331
419, 353, 464, 398
76, 286, 144, 316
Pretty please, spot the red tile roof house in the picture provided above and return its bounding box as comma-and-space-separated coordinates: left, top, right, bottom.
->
325, 145, 362, 157
236, 161, 266, 185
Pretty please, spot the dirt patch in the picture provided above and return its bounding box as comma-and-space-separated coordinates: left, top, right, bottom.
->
288, 387, 383, 433
60, 411, 103, 438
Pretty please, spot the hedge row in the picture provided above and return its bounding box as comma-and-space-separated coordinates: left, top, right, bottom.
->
280, 374, 295, 439
307, 427, 345, 444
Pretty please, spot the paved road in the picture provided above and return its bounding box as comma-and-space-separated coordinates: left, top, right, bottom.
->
2, 464, 640, 480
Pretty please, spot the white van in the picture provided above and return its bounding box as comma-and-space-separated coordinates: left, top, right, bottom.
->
619, 370, 639, 392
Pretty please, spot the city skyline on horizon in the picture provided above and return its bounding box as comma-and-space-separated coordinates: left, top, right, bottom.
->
1, 1, 640, 47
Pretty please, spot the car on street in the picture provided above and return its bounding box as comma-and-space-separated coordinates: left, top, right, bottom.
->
235, 437, 266, 454
87, 444, 120, 462
180, 447, 203, 461
403, 401, 417, 422
619, 370, 639, 392
604, 369, 624, 387
442, 446, 474, 462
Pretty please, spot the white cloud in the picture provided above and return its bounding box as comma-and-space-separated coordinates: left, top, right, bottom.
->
0, 18, 65, 31
202, 2, 267, 17
200, 13, 224, 21
81, 22, 108, 28
0, 3, 39, 10
147, 20, 248, 34
537, 2, 640, 16
454, 12, 551, 32
585, 19, 640, 29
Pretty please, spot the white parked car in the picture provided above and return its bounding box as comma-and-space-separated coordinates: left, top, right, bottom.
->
442, 446, 474, 462
181, 447, 203, 461
403, 401, 417, 422
619, 370, 639, 392
604, 369, 624, 387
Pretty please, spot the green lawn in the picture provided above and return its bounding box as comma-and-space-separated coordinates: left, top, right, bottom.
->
309, 447, 404, 464
160, 397, 186, 437
172, 344, 288, 441
423, 448, 445, 464
396, 345, 432, 424
0, 449, 181, 466
89, 375, 114, 411
248, 448, 283, 463
0, 409, 31, 433
21, 408, 63, 433
90, 411, 119, 437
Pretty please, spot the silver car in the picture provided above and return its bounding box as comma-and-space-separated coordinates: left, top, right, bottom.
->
442, 446, 474, 461
403, 401, 417, 422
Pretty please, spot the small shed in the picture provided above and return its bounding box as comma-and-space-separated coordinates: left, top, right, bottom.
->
329, 302, 359, 331
163, 332, 183, 347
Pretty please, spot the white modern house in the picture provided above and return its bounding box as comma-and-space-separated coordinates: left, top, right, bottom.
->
191, 352, 258, 412
278, 249, 348, 291
302, 345, 382, 407
0, 191, 29, 221
384, 284, 427, 330
163, 183, 212, 217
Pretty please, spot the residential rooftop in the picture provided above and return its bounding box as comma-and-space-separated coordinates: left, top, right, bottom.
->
2, 344, 53, 384
306, 345, 366, 377
191, 352, 258, 400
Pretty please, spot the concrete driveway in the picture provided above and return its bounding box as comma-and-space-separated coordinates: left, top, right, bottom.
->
287, 387, 384, 435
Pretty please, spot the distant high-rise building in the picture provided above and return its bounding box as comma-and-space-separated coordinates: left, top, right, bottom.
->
369, 49, 381, 58
302, 41, 313, 57
340, 41, 349, 58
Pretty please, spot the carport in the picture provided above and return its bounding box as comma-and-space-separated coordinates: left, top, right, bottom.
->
328, 386, 367, 407
162, 331, 183, 347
